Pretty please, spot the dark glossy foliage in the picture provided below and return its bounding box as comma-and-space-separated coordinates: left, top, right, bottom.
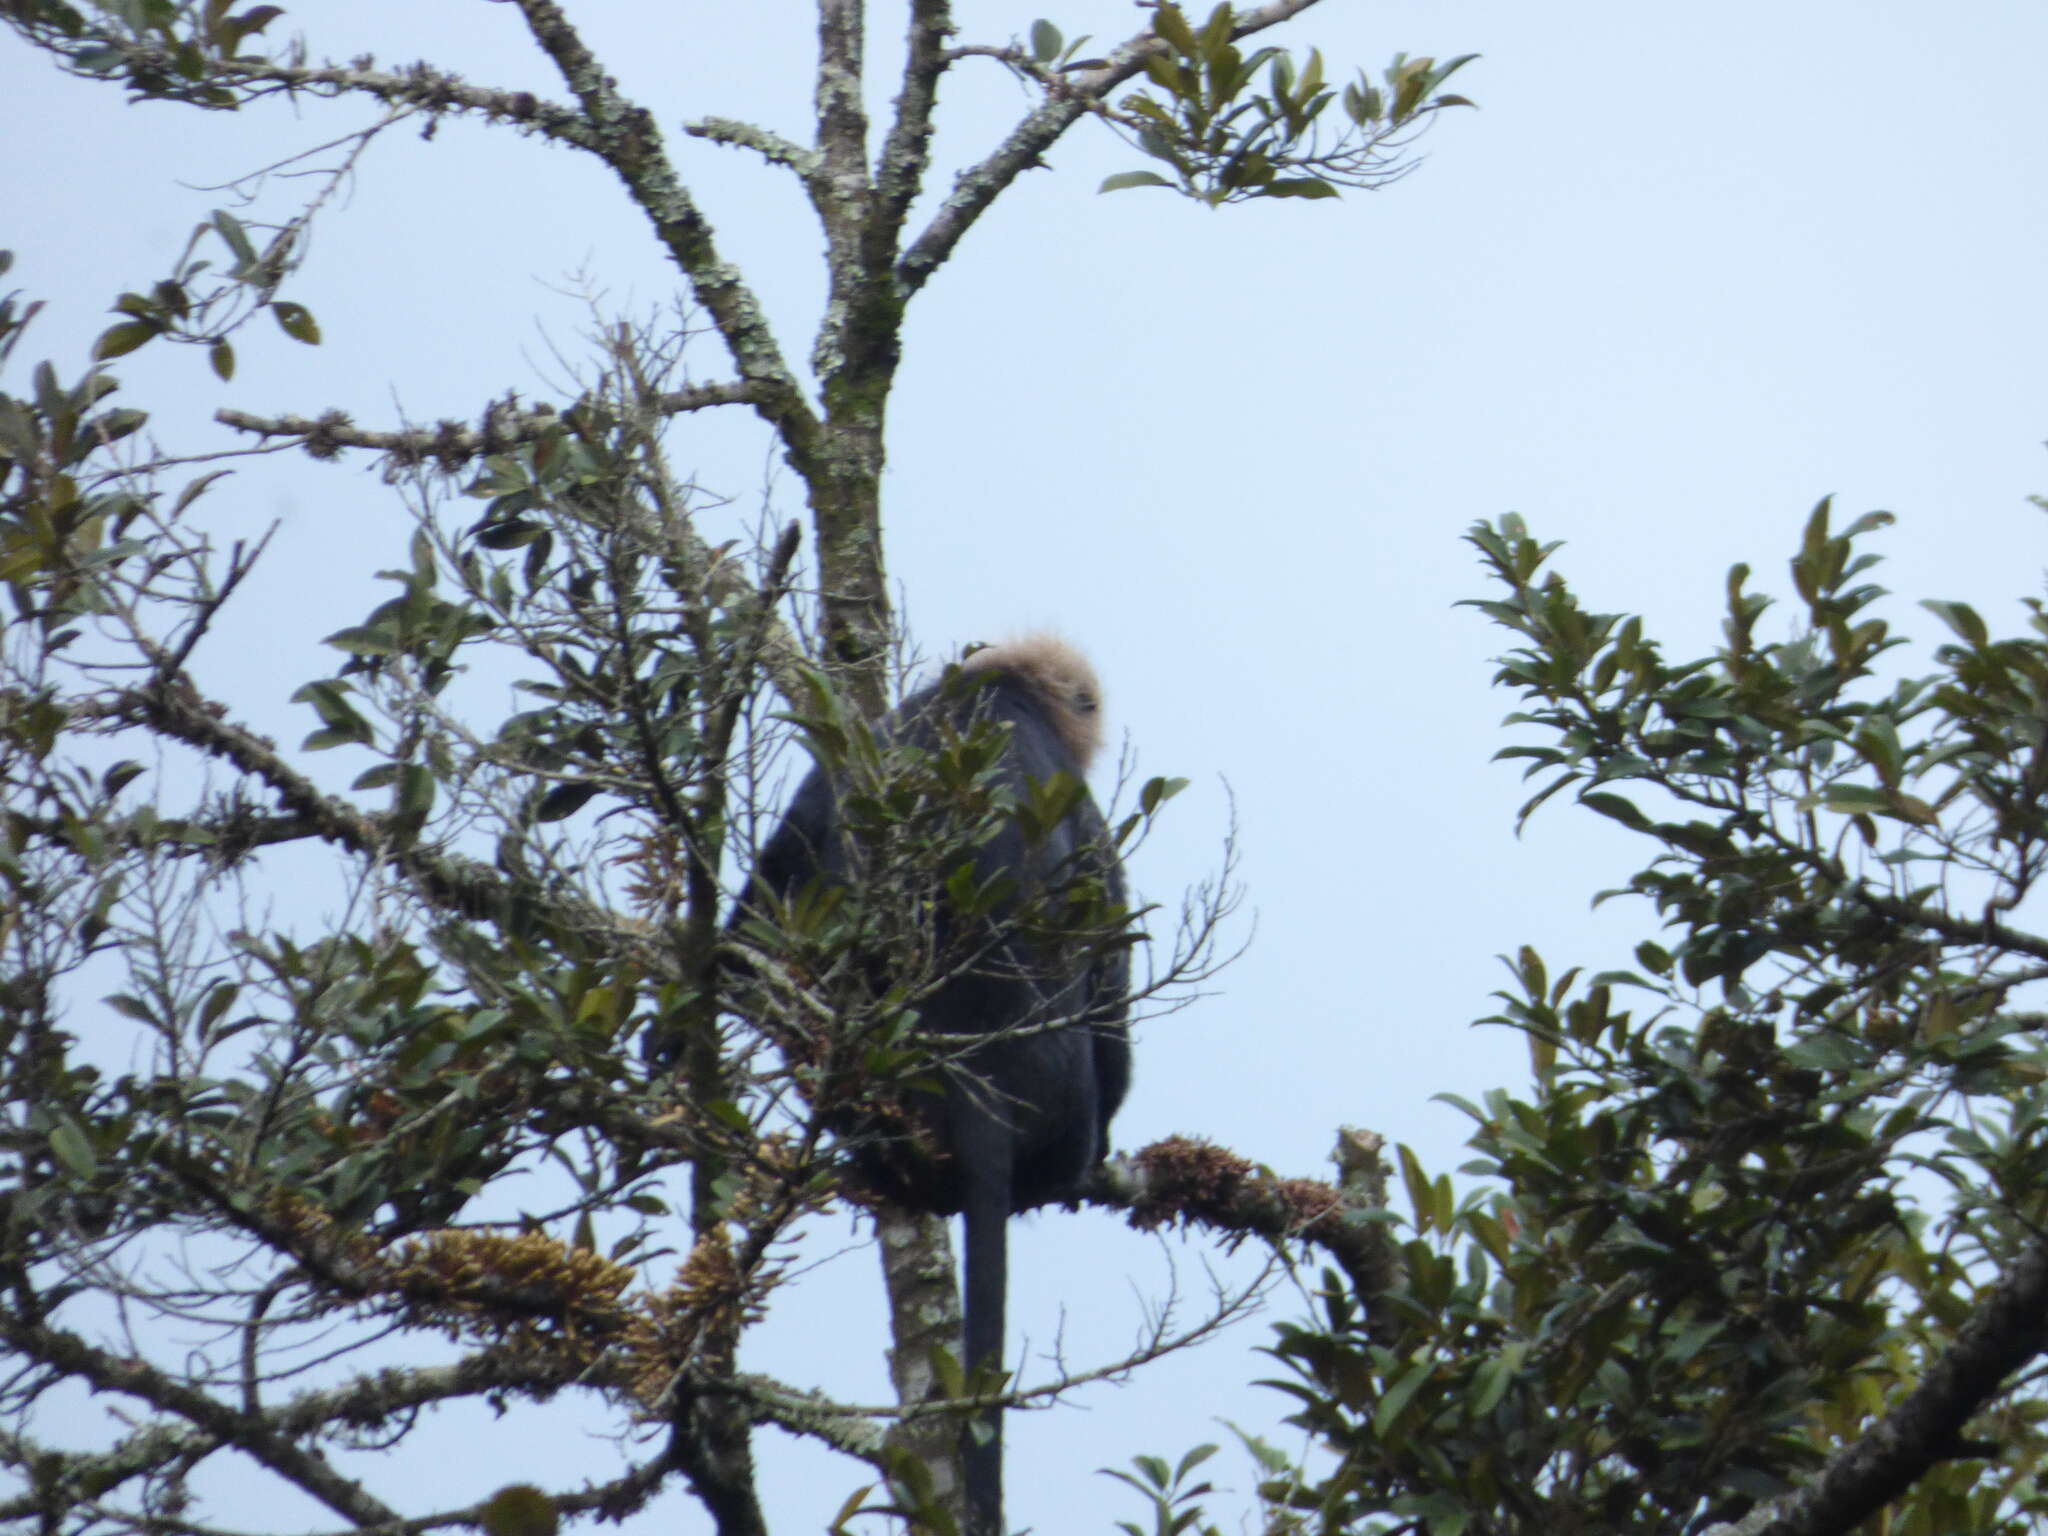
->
1262, 504, 2048, 1535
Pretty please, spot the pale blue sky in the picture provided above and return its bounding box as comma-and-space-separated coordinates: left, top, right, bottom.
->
7, 2, 2048, 1531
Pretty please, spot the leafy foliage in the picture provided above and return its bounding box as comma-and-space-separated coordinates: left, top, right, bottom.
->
3, 0, 289, 104
1250, 504, 2048, 1534
1103, 1444, 1225, 1536
0, 269, 1211, 1536
0, 0, 1470, 1529
1100, 3, 1475, 205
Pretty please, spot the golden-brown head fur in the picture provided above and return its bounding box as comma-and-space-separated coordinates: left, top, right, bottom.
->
958, 634, 1105, 769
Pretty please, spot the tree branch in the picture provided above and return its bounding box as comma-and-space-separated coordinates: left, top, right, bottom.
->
48, 46, 600, 147
682, 117, 821, 175
897, 0, 1325, 294
0, 1350, 574, 1522
875, 1204, 968, 1523
0, 1310, 400, 1528
874, 0, 953, 239
504, 0, 820, 460
1101, 1129, 1395, 1303
1703, 1231, 2048, 1536
94, 681, 638, 954
216, 381, 768, 468
1857, 888, 2048, 968
65, 1446, 679, 1536
814, 0, 872, 210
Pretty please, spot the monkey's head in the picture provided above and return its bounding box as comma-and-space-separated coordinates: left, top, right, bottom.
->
958, 634, 1105, 768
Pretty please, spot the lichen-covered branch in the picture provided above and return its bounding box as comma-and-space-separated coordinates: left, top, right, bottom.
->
0, 1309, 400, 1528
0, 1350, 571, 1525
17, 40, 600, 147
1104, 1128, 1395, 1303
92, 681, 648, 957
216, 380, 769, 468
876, 1204, 969, 1524
504, 2, 815, 441
873, 0, 952, 241
231, 56, 595, 142
683, 116, 822, 175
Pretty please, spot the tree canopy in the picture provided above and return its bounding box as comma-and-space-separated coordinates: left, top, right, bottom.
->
7, 3, 2048, 1535
0, 4, 1466, 1534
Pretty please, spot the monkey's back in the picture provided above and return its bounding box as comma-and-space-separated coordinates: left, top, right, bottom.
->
751, 661, 1131, 1215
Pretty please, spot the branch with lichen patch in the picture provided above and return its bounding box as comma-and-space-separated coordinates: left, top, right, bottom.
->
226, 56, 593, 141
1100, 1127, 1395, 1303
91, 681, 649, 957
0, 1309, 400, 1529
504, 0, 818, 470
216, 380, 769, 469
683, 117, 821, 176
873, 0, 953, 240
44, 37, 596, 147
0, 1349, 574, 1526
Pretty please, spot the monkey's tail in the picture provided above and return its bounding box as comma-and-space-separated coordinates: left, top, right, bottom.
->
962, 1168, 1009, 1536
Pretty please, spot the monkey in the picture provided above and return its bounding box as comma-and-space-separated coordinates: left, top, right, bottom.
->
741, 635, 1131, 1536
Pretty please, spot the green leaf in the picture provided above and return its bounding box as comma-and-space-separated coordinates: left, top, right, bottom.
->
49, 1119, 98, 1178
1920, 598, 1988, 647
270, 302, 321, 345
323, 624, 397, 656
1397, 1142, 1432, 1230
1821, 783, 1891, 817
1139, 775, 1188, 814
1264, 177, 1341, 199
474, 520, 547, 550
1785, 1030, 1864, 1072
198, 981, 240, 1031
105, 994, 158, 1026
704, 1099, 753, 1132
94, 320, 160, 360
1469, 1354, 1513, 1416
211, 208, 258, 267
1100, 170, 1175, 193
1372, 1357, 1433, 1441
1151, 2, 1196, 57
217, 3, 283, 54
92, 407, 146, 444
1579, 791, 1651, 831
209, 340, 235, 381
826, 1482, 876, 1535
293, 679, 373, 749
536, 781, 600, 822
1030, 18, 1061, 62
396, 763, 436, 822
